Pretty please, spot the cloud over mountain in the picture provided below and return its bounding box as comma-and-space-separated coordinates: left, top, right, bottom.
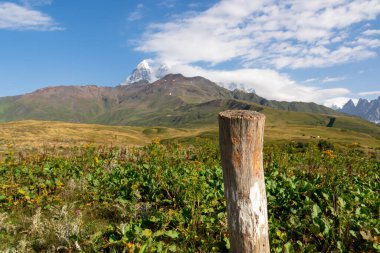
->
133, 0, 380, 107
122, 59, 350, 106
168, 63, 350, 104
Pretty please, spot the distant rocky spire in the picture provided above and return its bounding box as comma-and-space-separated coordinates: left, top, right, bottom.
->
340, 97, 380, 124
341, 99, 356, 114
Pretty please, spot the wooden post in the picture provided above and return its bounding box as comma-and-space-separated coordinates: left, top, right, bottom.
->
218, 110, 269, 253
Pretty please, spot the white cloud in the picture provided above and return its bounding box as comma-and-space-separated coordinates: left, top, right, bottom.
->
0, 2, 61, 31
322, 76, 346, 83
157, 0, 176, 8
128, 11, 142, 21
21, 0, 53, 7
363, 29, 380, 36
128, 4, 144, 21
358, 70, 365, 74
137, 0, 380, 69
349, 37, 380, 48
303, 78, 318, 84
188, 3, 200, 9
323, 97, 352, 108
358, 90, 380, 96
302, 76, 346, 85
133, 0, 380, 106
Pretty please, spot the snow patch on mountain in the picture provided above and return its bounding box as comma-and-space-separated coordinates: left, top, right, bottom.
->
121, 59, 169, 85
218, 82, 256, 93
330, 105, 340, 110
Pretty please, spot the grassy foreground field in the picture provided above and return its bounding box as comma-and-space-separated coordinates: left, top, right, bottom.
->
0, 137, 379, 252
0, 118, 379, 252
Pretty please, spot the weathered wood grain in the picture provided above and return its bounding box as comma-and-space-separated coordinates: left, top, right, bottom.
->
219, 110, 269, 253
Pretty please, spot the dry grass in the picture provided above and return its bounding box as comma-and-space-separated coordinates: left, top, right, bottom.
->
265, 124, 380, 147
0, 119, 379, 153
0, 120, 204, 152
1, 204, 85, 252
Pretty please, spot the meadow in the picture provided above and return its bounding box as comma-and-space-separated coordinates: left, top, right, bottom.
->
0, 136, 379, 252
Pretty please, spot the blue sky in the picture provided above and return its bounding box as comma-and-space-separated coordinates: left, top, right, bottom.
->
0, 0, 379, 107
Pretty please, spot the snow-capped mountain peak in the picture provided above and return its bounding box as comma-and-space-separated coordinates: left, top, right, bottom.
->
136, 59, 151, 70
121, 60, 257, 95
122, 59, 170, 85
123, 59, 153, 84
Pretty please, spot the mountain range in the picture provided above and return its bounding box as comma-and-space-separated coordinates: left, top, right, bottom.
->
340, 97, 380, 124
0, 74, 338, 126
123, 60, 380, 125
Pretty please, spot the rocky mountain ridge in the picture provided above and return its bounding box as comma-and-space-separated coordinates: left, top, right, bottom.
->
340, 97, 380, 124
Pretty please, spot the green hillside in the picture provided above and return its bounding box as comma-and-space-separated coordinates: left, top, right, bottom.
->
0, 74, 341, 127
1, 102, 379, 152
232, 90, 338, 114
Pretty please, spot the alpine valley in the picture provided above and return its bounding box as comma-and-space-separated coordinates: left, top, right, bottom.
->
0, 62, 379, 149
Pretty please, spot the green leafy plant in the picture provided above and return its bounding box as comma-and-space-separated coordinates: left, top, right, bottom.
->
0, 139, 378, 252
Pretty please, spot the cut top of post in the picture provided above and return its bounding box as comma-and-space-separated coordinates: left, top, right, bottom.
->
219, 110, 265, 121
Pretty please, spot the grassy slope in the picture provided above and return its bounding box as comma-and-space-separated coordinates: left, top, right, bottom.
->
263, 107, 380, 146
0, 120, 201, 151
0, 102, 379, 152
151, 99, 380, 147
